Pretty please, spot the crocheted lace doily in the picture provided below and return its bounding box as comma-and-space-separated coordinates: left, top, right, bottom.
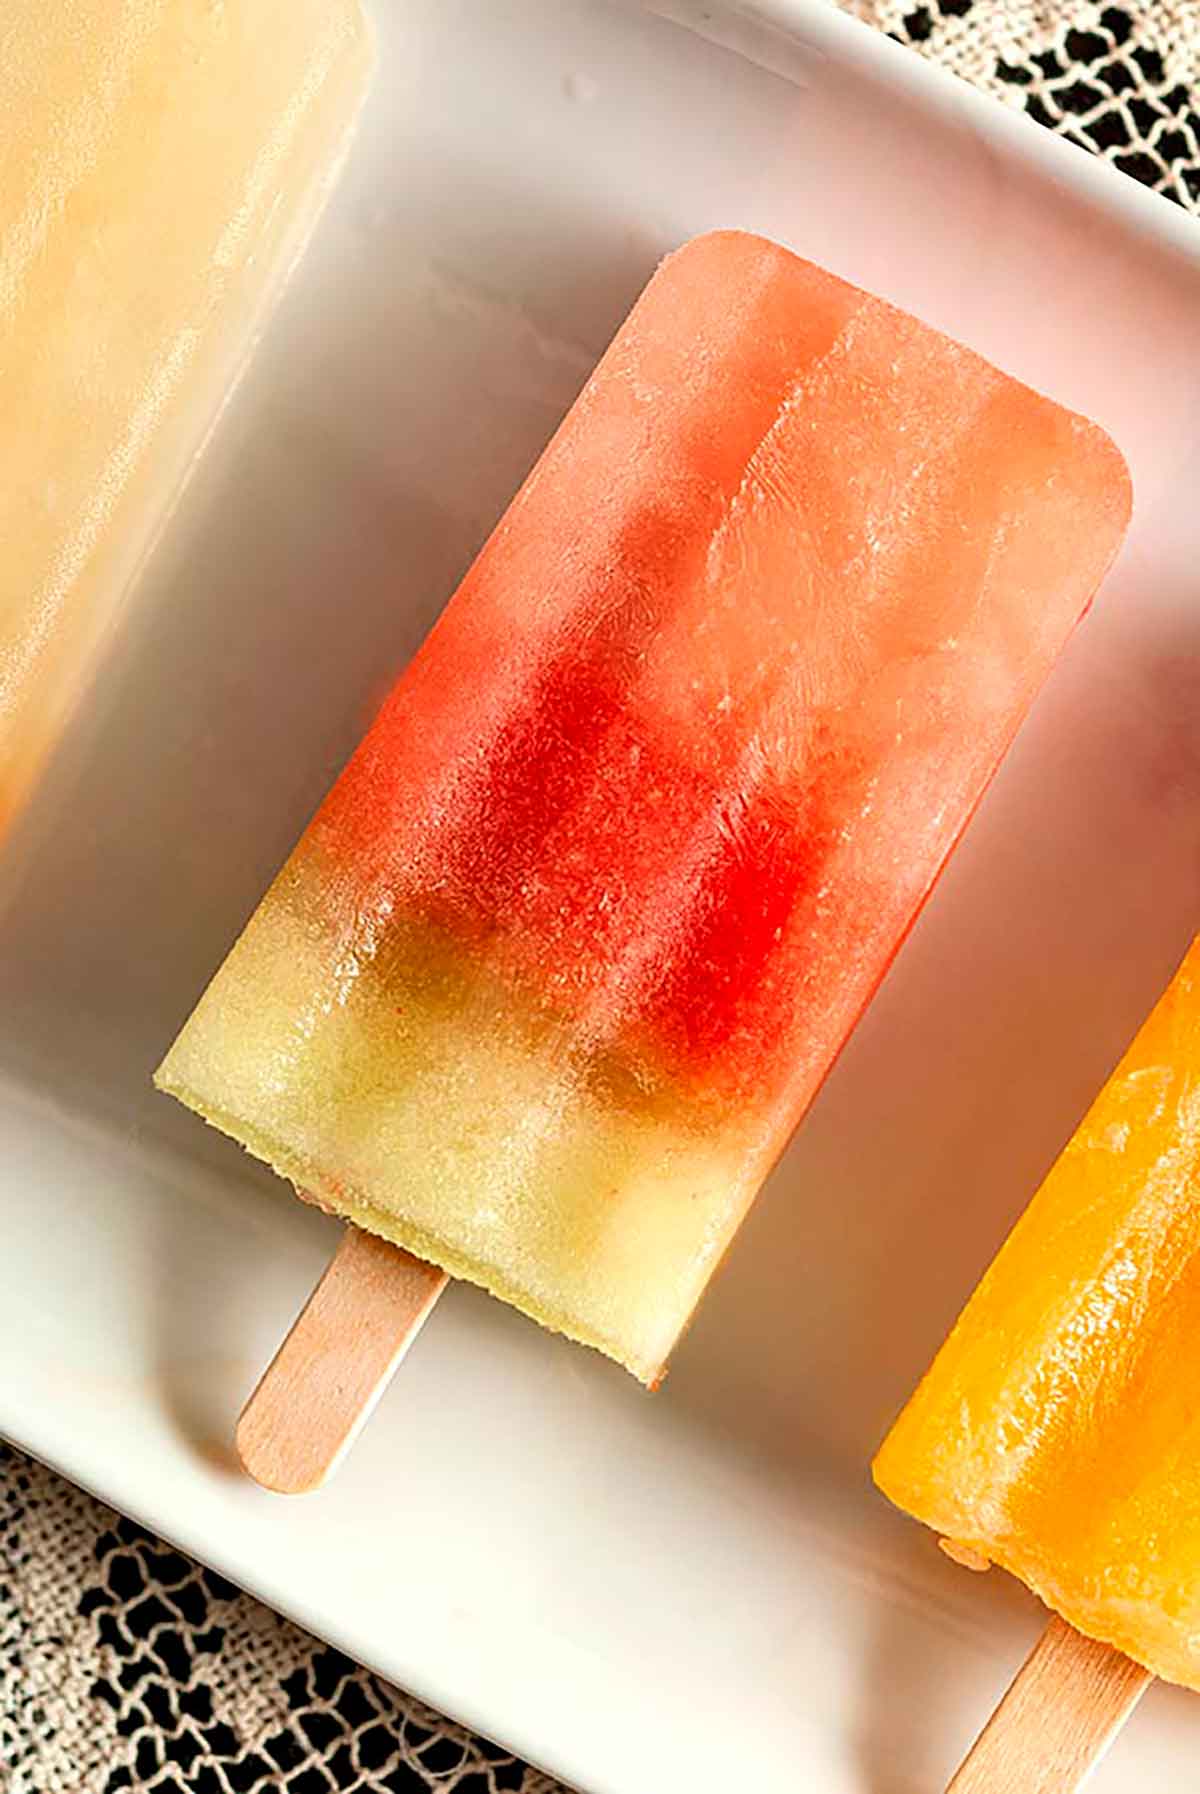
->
843, 0, 1200, 210
1, 1445, 561, 1794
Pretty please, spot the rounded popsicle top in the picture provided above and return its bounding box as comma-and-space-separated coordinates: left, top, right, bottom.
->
655, 229, 1132, 533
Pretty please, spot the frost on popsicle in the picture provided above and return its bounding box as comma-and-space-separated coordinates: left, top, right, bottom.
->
158, 231, 1131, 1381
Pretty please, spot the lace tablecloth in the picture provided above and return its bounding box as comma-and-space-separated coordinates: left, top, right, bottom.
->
3, 6, 1198, 1793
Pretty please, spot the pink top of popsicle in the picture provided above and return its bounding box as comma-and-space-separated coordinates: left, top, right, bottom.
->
312, 231, 1130, 1126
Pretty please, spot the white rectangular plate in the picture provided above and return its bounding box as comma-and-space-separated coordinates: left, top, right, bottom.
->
3, 3, 1200, 1789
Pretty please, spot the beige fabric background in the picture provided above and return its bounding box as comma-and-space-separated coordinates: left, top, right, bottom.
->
845, 0, 1200, 209
3, 5, 1197, 1793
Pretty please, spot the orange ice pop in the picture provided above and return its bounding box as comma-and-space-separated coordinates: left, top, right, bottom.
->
876, 942, 1200, 1785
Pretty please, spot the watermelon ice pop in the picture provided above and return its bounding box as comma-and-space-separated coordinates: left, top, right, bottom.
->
0, 0, 371, 832
157, 231, 1130, 1384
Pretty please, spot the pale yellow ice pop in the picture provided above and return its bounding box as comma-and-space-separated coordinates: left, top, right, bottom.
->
0, 0, 372, 828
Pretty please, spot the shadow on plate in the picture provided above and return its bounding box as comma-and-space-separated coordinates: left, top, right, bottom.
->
664, 562, 1200, 1485
0, 164, 657, 1136
0, 153, 658, 1461
847, 1542, 1200, 1793
661, 568, 1200, 1787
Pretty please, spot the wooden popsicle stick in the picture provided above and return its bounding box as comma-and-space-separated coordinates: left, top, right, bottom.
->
237, 1225, 448, 1493
947, 1615, 1152, 1793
